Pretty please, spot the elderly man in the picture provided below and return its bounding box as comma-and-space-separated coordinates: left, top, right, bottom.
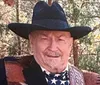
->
0, 1, 100, 85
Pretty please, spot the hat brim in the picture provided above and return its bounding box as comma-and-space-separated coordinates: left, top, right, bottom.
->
8, 21, 91, 39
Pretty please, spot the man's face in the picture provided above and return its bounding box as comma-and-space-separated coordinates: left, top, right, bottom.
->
29, 30, 73, 73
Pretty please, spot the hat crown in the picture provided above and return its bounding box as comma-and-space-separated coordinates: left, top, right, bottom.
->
32, 1, 67, 22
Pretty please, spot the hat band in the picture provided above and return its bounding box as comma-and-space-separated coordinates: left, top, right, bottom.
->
32, 19, 70, 30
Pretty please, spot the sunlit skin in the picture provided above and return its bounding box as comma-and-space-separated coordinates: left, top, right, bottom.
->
29, 30, 73, 73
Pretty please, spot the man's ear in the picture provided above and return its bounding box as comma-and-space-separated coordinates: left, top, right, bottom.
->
69, 38, 73, 48
29, 34, 32, 45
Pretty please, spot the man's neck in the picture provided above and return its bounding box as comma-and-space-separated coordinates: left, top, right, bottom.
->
40, 64, 69, 74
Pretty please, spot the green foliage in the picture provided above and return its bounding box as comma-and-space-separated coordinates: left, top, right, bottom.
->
7, 42, 18, 55
78, 35, 100, 73
78, 49, 100, 74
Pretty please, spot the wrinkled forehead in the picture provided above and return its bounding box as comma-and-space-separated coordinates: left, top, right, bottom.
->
30, 30, 72, 37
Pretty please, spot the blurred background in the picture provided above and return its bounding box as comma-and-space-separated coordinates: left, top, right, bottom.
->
0, 0, 100, 73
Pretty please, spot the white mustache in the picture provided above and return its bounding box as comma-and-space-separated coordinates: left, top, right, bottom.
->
45, 51, 61, 56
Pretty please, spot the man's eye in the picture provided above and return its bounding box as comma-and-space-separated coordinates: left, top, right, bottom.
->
41, 37, 48, 40
42, 38, 47, 40
58, 38, 64, 41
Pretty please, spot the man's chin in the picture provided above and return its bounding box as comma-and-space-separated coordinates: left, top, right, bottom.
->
46, 62, 65, 73
48, 66, 65, 73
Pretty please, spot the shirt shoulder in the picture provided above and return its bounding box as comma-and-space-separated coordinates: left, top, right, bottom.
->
69, 64, 100, 85
69, 64, 85, 85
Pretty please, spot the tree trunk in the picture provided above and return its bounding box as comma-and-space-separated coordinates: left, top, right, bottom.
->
73, 40, 79, 67
16, 0, 21, 55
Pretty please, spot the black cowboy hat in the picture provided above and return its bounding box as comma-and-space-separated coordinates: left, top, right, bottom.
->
8, 1, 91, 39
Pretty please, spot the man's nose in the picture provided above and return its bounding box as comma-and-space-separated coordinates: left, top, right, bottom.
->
48, 39, 58, 51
